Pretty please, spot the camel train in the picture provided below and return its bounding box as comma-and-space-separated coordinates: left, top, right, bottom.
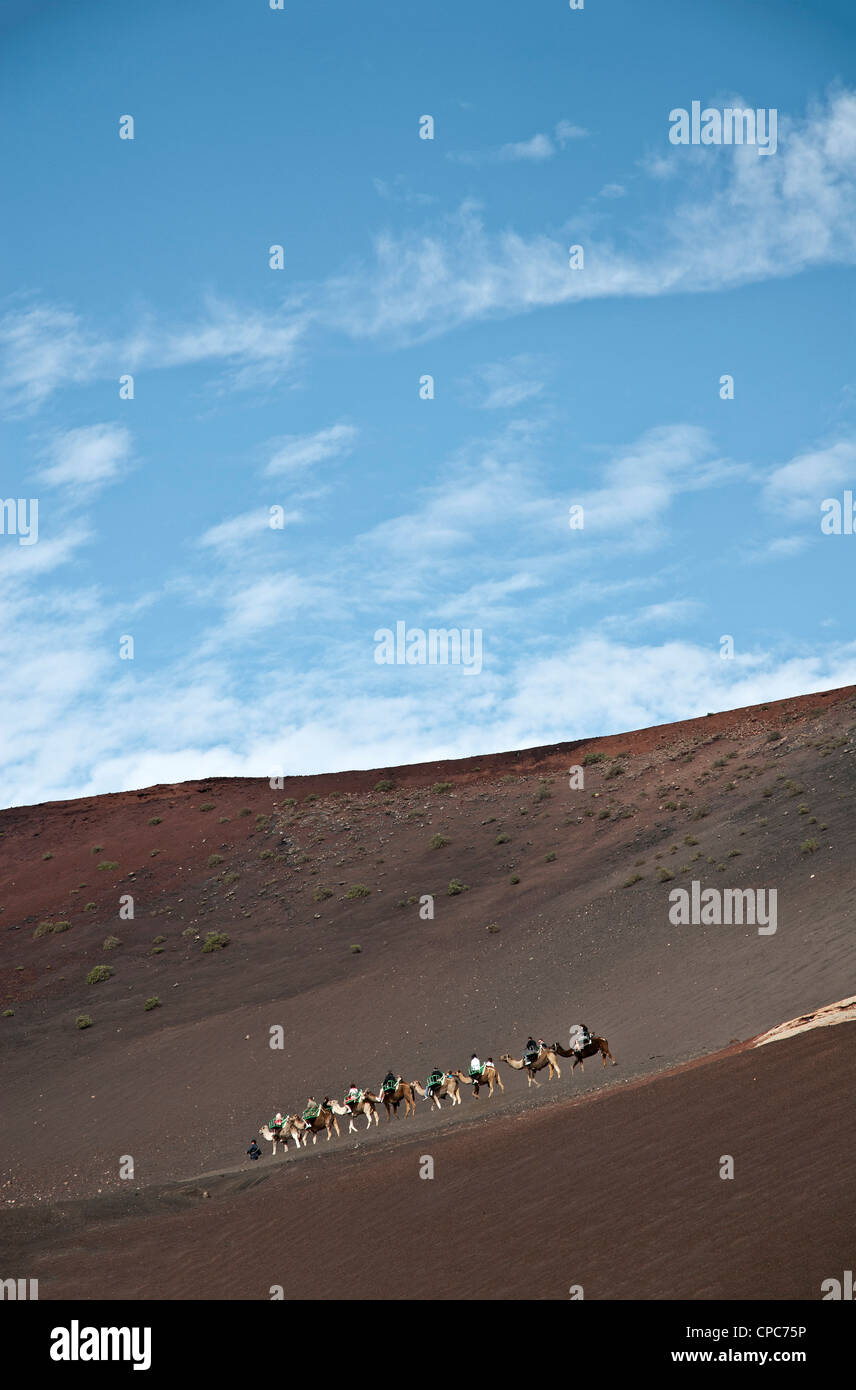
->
259, 1029, 616, 1156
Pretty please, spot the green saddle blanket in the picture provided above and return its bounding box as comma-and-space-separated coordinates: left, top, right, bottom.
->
382, 1077, 399, 1094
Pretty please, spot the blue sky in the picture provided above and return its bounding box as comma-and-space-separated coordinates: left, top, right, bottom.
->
1, 0, 855, 806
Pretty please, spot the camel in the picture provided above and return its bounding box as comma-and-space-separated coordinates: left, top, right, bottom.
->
329, 1093, 381, 1134
450, 1063, 504, 1099
259, 1115, 305, 1155
377, 1078, 417, 1120
300, 1098, 340, 1144
552, 1036, 617, 1071
500, 1044, 561, 1088
412, 1074, 462, 1110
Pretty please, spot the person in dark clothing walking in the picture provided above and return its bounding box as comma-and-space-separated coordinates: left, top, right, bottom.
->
247, 1139, 262, 1160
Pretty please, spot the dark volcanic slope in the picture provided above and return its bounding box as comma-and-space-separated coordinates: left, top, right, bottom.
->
3, 1023, 854, 1300
1, 686, 854, 1213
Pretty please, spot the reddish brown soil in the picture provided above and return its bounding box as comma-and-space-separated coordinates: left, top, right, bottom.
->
3, 1024, 853, 1300
1, 685, 854, 1298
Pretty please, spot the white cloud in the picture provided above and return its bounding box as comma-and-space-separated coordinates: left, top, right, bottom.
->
8, 92, 855, 417
212, 573, 331, 643
199, 507, 303, 552
470, 356, 546, 409
39, 423, 132, 493
764, 440, 856, 518
498, 133, 555, 162
0, 298, 309, 416
264, 424, 359, 476
575, 425, 735, 538
325, 90, 856, 341
0, 305, 112, 414
554, 120, 588, 146
449, 119, 587, 167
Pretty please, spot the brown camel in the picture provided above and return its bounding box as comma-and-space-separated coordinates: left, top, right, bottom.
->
552, 1036, 617, 1071
451, 1063, 505, 1098
329, 1094, 381, 1133
412, 1075, 462, 1110
259, 1115, 304, 1155
300, 1098, 340, 1144
377, 1078, 417, 1119
500, 1044, 561, 1087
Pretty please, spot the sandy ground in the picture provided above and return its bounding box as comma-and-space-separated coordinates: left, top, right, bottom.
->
1, 685, 854, 1297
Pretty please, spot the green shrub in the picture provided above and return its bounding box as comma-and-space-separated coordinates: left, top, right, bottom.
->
447, 879, 468, 895
684, 835, 699, 845
202, 931, 230, 952
583, 752, 605, 766
533, 781, 553, 801
349, 944, 361, 953
313, 887, 334, 901
545, 852, 556, 862
345, 884, 371, 899
223, 872, 240, 886
374, 779, 395, 792
207, 854, 224, 867
34, 920, 53, 938
2, 1009, 14, 1018
76, 1014, 93, 1029
432, 782, 453, 794
801, 839, 819, 854
148, 816, 162, 826
495, 833, 510, 844
97, 861, 119, 871
153, 934, 166, 944
510, 875, 520, 884
623, 874, 643, 887
199, 802, 215, 812
239, 808, 252, 817
84, 902, 96, 912
144, 996, 161, 1011
87, 965, 113, 985
655, 867, 674, 882
42, 851, 53, 860
103, 935, 121, 951
51, 920, 70, 933
486, 923, 500, 933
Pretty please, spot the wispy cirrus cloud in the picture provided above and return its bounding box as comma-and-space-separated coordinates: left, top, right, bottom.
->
7, 91, 855, 416
264, 423, 359, 477
325, 90, 856, 341
467, 355, 547, 410
198, 506, 303, 552
0, 297, 309, 416
38, 423, 133, 495
763, 439, 856, 518
447, 118, 588, 166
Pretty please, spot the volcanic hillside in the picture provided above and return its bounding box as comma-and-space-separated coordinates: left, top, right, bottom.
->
1, 685, 854, 1215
